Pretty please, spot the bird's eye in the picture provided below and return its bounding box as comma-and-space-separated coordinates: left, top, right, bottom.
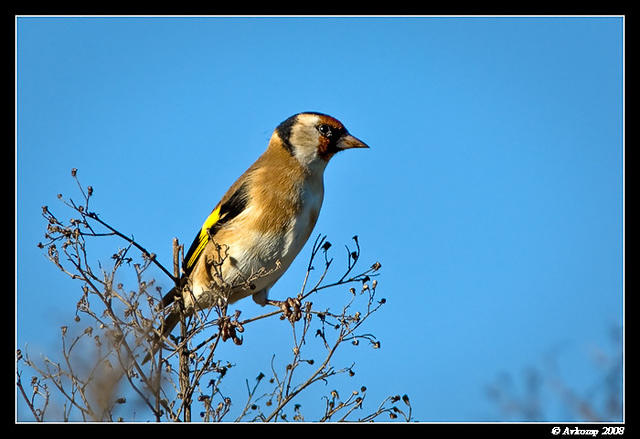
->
317, 124, 333, 137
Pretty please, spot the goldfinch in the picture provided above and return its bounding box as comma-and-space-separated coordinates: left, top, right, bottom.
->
149, 112, 369, 356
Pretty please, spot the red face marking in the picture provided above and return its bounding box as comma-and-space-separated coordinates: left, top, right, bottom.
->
316, 115, 346, 160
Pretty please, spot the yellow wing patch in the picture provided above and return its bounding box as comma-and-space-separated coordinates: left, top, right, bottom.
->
185, 205, 221, 272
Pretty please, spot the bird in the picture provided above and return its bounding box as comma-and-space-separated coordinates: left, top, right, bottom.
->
143, 112, 369, 363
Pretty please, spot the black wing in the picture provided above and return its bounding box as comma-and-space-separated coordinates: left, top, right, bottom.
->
182, 180, 250, 277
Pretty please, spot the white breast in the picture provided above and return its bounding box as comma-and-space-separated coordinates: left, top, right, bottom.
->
205, 176, 324, 304
282, 178, 324, 264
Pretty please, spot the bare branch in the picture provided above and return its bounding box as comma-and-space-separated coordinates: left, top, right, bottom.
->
19, 172, 411, 423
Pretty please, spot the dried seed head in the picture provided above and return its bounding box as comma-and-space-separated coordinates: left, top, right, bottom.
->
71, 168, 77, 177
87, 186, 93, 196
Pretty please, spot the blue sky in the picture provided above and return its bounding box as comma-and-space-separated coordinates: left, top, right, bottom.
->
16, 16, 624, 422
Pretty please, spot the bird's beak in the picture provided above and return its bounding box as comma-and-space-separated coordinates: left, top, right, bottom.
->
337, 133, 370, 150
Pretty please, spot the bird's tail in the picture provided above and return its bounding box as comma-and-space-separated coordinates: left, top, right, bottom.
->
141, 285, 183, 365
159, 284, 181, 309
141, 309, 182, 365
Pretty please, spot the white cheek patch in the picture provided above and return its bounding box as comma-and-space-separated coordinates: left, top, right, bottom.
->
288, 115, 329, 171
294, 145, 319, 168
291, 138, 329, 174
290, 129, 317, 162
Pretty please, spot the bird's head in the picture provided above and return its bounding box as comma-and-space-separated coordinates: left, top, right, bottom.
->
272, 112, 369, 172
